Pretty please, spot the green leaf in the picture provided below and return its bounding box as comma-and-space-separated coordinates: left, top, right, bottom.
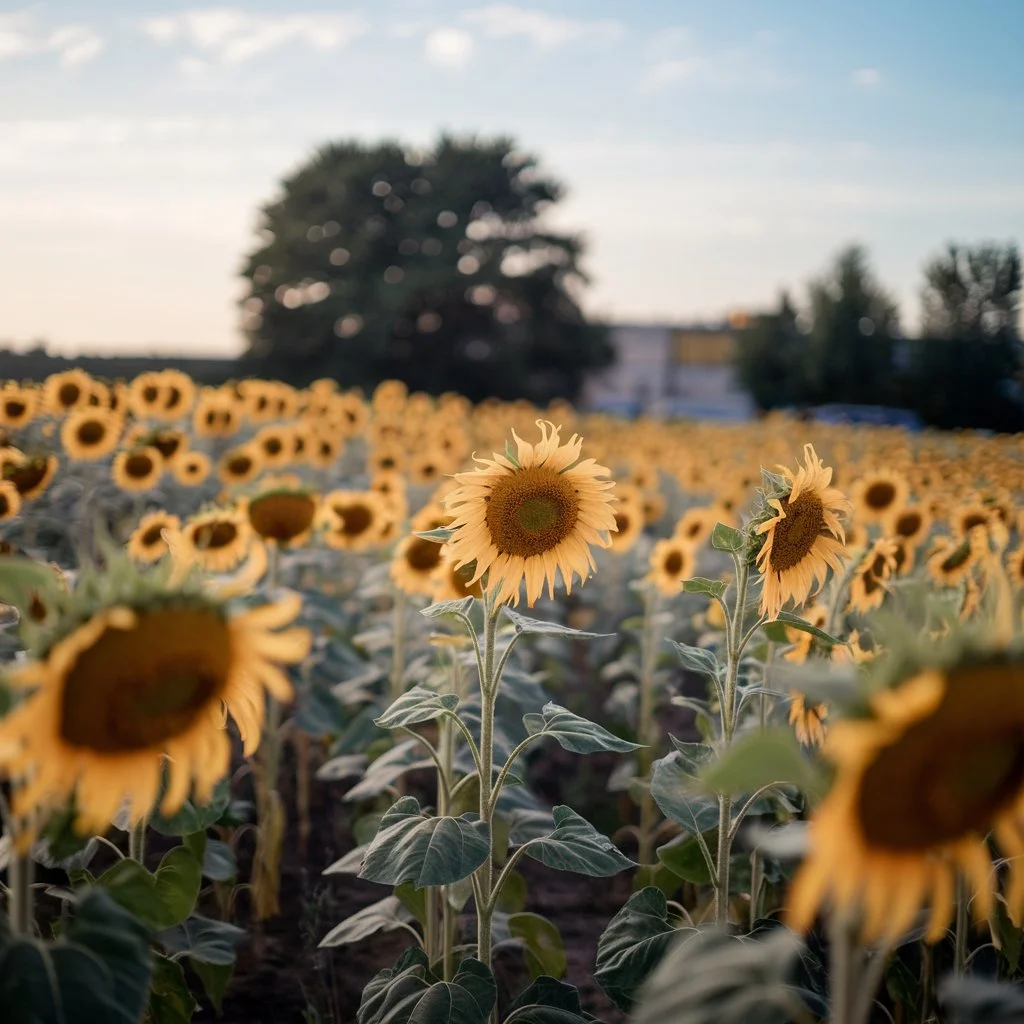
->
323, 843, 367, 876
508, 913, 567, 980
522, 806, 634, 877
504, 976, 596, 1022
148, 954, 198, 1024
681, 578, 727, 600
657, 833, 714, 886
158, 916, 246, 967
523, 703, 642, 755
710, 523, 744, 553
766, 610, 842, 647
359, 796, 490, 888
153, 846, 203, 927
200, 839, 237, 882
190, 960, 234, 1013
395, 882, 429, 929
150, 780, 231, 836
421, 595, 475, 620
594, 887, 677, 1013
699, 728, 825, 798
669, 640, 721, 680
630, 926, 811, 1024
415, 527, 456, 544
319, 896, 413, 948
650, 751, 719, 834
503, 606, 611, 640
316, 753, 368, 781
408, 959, 495, 1024
504, 439, 522, 468
496, 869, 528, 913
374, 686, 460, 729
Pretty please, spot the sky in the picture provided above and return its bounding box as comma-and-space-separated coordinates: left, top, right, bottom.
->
0, 0, 1022, 356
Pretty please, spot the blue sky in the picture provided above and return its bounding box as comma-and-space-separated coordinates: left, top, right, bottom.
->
0, 0, 1021, 355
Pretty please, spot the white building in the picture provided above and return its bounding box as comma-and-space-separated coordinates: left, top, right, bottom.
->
582, 323, 755, 421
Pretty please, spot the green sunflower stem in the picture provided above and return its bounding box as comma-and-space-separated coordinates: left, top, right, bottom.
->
474, 591, 502, 999
8, 850, 34, 938
714, 556, 749, 925
636, 587, 660, 867
390, 588, 408, 705
128, 817, 147, 864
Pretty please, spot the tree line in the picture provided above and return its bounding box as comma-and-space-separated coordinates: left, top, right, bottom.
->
736, 243, 1023, 431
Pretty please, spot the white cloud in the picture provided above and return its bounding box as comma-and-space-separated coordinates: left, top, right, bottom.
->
460, 4, 623, 49
0, 12, 103, 67
141, 8, 369, 66
851, 67, 882, 87
424, 28, 474, 69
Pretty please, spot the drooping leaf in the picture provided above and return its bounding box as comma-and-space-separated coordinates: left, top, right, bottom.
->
503, 606, 611, 640
650, 751, 719, 835
147, 954, 198, 1024
190, 960, 234, 1015
359, 796, 490, 888
90, 846, 201, 931
710, 523, 744, 553
594, 887, 677, 1012
421, 595, 474, 619
699, 728, 826, 799
158, 916, 246, 967
375, 687, 460, 730
523, 703, 641, 755
316, 753, 369, 781
669, 640, 721, 680
508, 913, 567, 980
521, 806, 634, 877
681, 578, 727, 600
765, 610, 842, 647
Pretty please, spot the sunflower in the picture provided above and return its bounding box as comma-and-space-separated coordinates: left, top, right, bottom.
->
247, 489, 318, 547
443, 421, 617, 607
238, 380, 279, 424
218, 445, 263, 486
849, 538, 899, 613
674, 507, 717, 548
883, 503, 932, 549
192, 390, 241, 439
927, 534, 981, 588
0, 585, 310, 839
430, 551, 485, 601
0, 384, 39, 429
171, 451, 211, 487
128, 512, 181, 564
789, 694, 828, 748
253, 426, 294, 469
178, 508, 253, 574
408, 449, 450, 487
787, 659, 1024, 944
321, 490, 393, 551
41, 369, 94, 416
390, 533, 445, 596
60, 409, 123, 461
334, 391, 370, 438
782, 604, 828, 664
755, 445, 851, 620
306, 433, 342, 470
113, 447, 164, 493
646, 537, 694, 598
851, 469, 910, 525
2, 451, 59, 500
608, 484, 644, 554
122, 427, 187, 465
127, 372, 169, 419
951, 502, 997, 545
0, 479, 22, 521
155, 370, 196, 422
369, 441, 406, 475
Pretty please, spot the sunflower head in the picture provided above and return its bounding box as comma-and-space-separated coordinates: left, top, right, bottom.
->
646, 536, 694, 598
128, 511, 181, 565
61, 408, 123, 462
247, 488, 319, 547
0, 553, 310, 839
0, 384, 39, 429
113, 446, 164, 493
443, 420, 617, 606
2, 451, 59, 500
753, 444, 852, 620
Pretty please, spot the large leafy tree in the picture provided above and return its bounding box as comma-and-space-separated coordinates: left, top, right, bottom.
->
239, 135, 612, 402
920, 241, 1020, 339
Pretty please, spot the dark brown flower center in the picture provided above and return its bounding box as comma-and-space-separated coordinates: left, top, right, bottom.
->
962, 512, 988, 533
335, 503, 373, 536
895, 511, 922, 538
227, 455, 253, 477
5, 458, 50, 496
5, 400, 26, 418
767, 491, 825, 573
248, 492, 316, 543
142, 523, 166, 547
125, 453, 155, 479
485, 466, 579, 559
151, 433, 182, 459
77, 420, 106, 446
858, 665, 1024, 849
406, 538, 443, 572
663, 550, 684, 576
864, 481, 896, 510
193, 521, 238, 550
59, 608, 231, 752
58, 382, 81, 407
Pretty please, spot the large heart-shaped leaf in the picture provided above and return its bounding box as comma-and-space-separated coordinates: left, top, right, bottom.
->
594, 887, 678, 1013
375, 687, 460, 730
521, 806, 634, 877
523, 703, 641, 755
359, 796, 490, 888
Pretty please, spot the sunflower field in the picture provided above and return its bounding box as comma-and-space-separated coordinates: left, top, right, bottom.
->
1, 368, 1024, 1024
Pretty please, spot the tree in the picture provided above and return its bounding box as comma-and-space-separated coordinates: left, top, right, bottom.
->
804, 245, 900, 405
238, 135, 612, 402
920, 241, 1021, 339
734, 292, 807, 410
